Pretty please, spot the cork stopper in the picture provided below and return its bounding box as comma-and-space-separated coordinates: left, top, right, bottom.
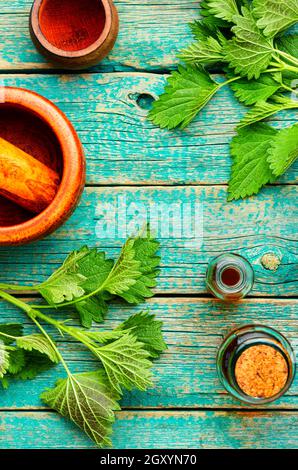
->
235, 345, 289, 399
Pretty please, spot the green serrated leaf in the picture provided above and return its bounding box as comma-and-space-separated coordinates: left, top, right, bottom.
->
230, 75, 281, 105
38, 247, 90, 305
14, 351, 55, 380
116, 312, 167, 359
228, 123, 277, 200
118, 231, 160, 304
41, 370, 121, 448
189, 21, 214, 41
253, 0, 298, 37
1, 377, 9, 389
267, 123, 298, 176
94, 334, 153, 393
224, 7, 274, 79
7, 349, 26, 375
277, 34, 298, 58
148, 65, 220, 129
16, 334, 60, 364
204, 0, 240, 22
200, 1, 230, 30
0, 340, 10, 378
101, 240, 141, 296
76, 294, 109, 329
71, 247, 113, 327
84, 330, 125, 344
77, 249, 114, 293
238, 97, 298, 127
179, 37, 224, 66
276, 33, 298, 79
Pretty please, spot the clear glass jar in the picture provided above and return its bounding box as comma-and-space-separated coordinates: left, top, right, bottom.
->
217, 325, 296, 405
206, 253, 254, 300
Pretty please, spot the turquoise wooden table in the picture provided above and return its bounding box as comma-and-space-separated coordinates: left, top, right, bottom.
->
0, 0, 297, 449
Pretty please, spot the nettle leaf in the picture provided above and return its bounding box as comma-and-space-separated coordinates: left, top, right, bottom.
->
16, 334, 60, 364
84, 330, 124, 345
72, 249, 114, 327
38, 247, 90, 304
7, 349, 25, 375
41, 371, 120, 448
238, 97, 298, 127
119, 232, 160, 304
189, 20, 214, 41
267, 123, 298, 176
228, 123, 277, 200
74, 233, 160, 324
0, 324, 23, 345
38, 274, 85, 305
77, 249, 114, 293
230, 75, 281, 105
102, 239, 141, 296
204, 0, 240, 22
200, 0, 229, 30
224, 7, 274, 79
148, 65, 220, 129
179, 37, 224, 66
116, 312, 167, 359
275, 34, 298, 80
76, 294, 109, 329
277, 34, 298, 58
15, 351, 55, 380
0, 340, 10, 378
253, 0, 298, 37
1, 377, 9, 389
94, 334, 153, 393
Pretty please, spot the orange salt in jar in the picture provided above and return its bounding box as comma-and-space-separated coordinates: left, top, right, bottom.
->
235, 345, 288, 399
217, 325, 296, 404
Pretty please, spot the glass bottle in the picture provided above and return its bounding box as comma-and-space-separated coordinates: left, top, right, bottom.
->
206, 253, 254, 301
216, 324, 296, 405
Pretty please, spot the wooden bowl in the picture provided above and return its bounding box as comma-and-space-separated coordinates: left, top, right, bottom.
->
0, 87, 85, 246
30, 0, 119, 69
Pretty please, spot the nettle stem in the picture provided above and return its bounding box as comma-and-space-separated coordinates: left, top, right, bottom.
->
0, 283, 37, 291
0, 289, 94, 352
31, 309, 94, 351
0, 289, 72, 375
0, 331, 17, 341
284, 64, 298, 74
282, 83, 298, 94
218, 75, 241, 89
277, 50, 298, 68
270, 56, 298, 75
29, 314, 71, 375
0, 290, 34, 314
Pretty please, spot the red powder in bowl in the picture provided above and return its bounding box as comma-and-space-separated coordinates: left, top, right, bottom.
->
39, 0, 106, 52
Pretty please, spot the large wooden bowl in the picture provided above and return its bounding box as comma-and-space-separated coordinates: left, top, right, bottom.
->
0, 87, 85, 245
30, 0, 119, 69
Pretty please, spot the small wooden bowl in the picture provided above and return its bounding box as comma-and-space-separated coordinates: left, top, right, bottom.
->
30, 0, 119, 69
0, 87, 85, 246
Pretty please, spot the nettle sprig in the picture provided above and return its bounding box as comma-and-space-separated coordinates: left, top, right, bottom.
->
148, 0, 298, 200
0, 228, 167, 447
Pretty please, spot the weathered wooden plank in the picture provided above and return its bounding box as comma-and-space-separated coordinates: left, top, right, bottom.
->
0, 297, 297, 409
1, 73, 297, 185
0, 186, 297, 296
1, 1, 297, 73
0, 0, 197, 71
0, 410, 297, 449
